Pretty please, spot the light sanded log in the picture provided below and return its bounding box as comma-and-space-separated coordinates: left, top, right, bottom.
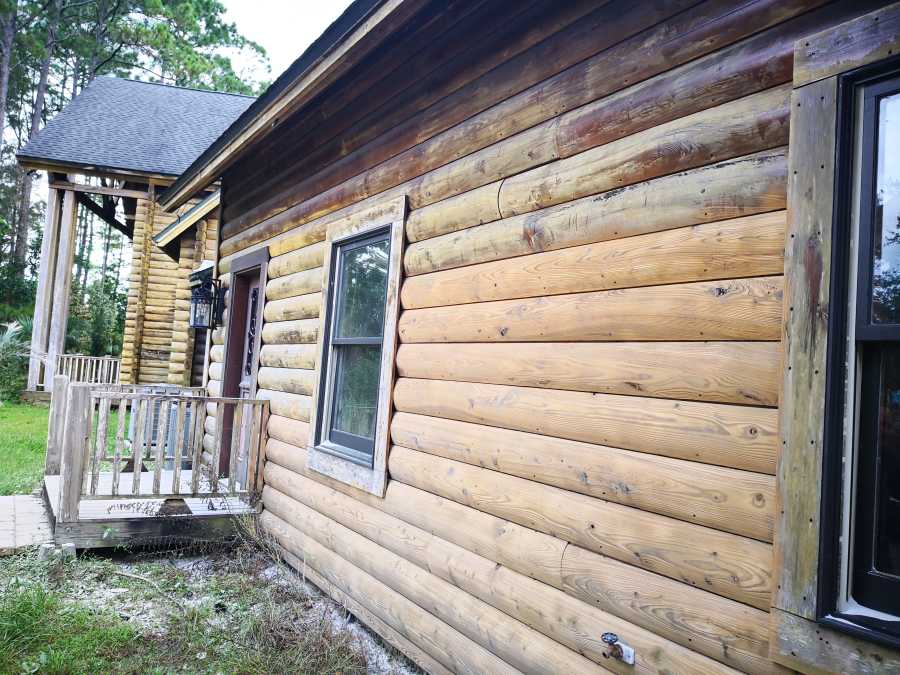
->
404, 148, 786, 276
257, 389, 311, 422
257, 367, 316, 396
396, 340, 780, 406
261, 510, 521, 675
393, 377, 777, 474
206, 379, 222, 397
391, 412, 773, 541
267, 414, 310, 447
259, 344, 317, 369
399, 276, 782, 343
265, 439, 776, 674
261, 319, 319, 345
268, 241, 326, 278
401, 211, 786, 309
278, 549, 454, 675
406, 182, 502, 243
499, 86, 789, 216
263, 485, 613, 675
389, 445, 771, 609
212, 328, 225, 345
204, 414, 216, 437
263, 292, 321, 322
265, 266, 323, 301
208, 362, 223, 381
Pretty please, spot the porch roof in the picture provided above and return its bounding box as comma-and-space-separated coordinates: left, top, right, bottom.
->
17, 77, 254, 179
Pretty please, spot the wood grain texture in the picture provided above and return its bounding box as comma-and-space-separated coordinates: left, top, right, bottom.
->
265, 267, 323, 301
389, 445, 772, 610
392, 378, 778, 474
390, 412, 775, 541
267, 241, 325, 278
395, 340, 781, 406
399, 276, 783, 343
263, 292, 321, 322
261, 510, 522, 675
265, 439, 779, 674
401, 212, 786, 309
265, 468, 739, 675
259, 344, 317, 370
774, 79, 835, 620
263, 485, 615, 675
794, 2, 900, 87
260, 319, 319, 345
256, 389, 311, 422
404, 148, 787, 276
499, 85, 789, 216
256, 367, 316, 396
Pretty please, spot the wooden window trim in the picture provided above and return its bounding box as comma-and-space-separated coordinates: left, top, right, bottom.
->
774, 4, 900, 671
307, 196, 406, 497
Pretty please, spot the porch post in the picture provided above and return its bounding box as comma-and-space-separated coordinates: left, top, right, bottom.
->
45, 188, 78, 383
27, 186, 61, 390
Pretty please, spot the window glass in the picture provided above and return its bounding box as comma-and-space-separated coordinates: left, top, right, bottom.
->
336, 238, 389, 339
332, 343, 381, 440
871, 91, 900, 323
872, 345, 900, 577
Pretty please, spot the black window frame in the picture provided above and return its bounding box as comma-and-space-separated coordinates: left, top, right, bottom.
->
315, 227, 391, 468
820, 55, 900, 650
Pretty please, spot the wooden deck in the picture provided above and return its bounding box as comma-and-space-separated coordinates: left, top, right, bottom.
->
0, 495, 53, 555
44, 472, 257, 549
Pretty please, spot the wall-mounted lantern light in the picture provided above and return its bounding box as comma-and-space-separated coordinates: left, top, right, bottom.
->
189, 266, 222, 330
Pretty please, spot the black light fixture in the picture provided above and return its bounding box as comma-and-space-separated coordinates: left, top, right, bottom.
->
189, 266, 221, 330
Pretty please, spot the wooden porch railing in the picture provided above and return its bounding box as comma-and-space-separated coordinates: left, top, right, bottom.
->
49, 378, 268, 523
54, 354, 121, 386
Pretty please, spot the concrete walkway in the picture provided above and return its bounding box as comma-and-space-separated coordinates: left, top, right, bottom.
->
0, 495, 53, 555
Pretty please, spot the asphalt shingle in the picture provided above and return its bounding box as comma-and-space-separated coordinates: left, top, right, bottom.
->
17, 77, 255, 177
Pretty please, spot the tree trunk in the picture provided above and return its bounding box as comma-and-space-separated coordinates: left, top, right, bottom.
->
12, 0, 62, 271
0, 3, 17, 139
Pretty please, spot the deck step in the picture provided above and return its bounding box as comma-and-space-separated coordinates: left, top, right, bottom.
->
0, 495, 54, 555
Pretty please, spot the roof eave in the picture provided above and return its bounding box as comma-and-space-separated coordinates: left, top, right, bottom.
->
159, 0, 427, 213
16, 153, 179, 184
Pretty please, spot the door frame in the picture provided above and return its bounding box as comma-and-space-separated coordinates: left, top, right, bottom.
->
221, 247, 269, 474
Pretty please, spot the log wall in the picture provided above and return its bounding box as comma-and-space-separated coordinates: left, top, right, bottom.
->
207, 1, 885, 672
121, 197, 216, 385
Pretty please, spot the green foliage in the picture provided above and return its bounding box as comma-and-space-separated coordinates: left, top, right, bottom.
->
0, 402, 47, 495
0, 322, 28, 401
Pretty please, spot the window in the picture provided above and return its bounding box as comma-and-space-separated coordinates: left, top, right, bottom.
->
308, 197, 406, 497
822, 66, 900, 642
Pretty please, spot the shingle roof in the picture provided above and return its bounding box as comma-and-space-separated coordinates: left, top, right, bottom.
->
17, 77, 255, 177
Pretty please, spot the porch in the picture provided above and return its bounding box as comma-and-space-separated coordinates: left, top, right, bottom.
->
42, 378, 268, 549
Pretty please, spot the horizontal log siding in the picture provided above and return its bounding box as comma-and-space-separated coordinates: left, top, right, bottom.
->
208, 2, 884, 672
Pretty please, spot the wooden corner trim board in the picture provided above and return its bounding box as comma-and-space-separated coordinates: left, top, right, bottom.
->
306, 196, 407, 497
774, 4, 900, 671
161, 0, 428, 211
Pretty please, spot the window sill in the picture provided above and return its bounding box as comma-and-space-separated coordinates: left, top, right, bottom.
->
307, 442, 387, 497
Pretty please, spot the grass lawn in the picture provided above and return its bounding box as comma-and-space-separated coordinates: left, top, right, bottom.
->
0, 403, 49, 496
0, 527, 405, 675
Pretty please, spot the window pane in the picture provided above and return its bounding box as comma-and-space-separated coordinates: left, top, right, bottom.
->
331, 344, 381, 441
871, 91, 900, 323
872, 345, 900, 577
336, 237, 390, 338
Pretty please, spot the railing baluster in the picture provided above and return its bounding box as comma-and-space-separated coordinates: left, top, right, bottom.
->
228, 401, 243, 495
190, 399, 205, 495
131, 398, 147, 495
171, 400, 186, 495
91, 395, 110, 495
153, 398, 170, 495
211, 401, 224, 493
112, 396, 127, 496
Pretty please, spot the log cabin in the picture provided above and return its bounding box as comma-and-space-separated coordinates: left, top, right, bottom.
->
16, 77, 252, 394
25, 0, 900, 672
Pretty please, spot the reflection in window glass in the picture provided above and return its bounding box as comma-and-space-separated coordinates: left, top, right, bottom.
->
873, 346, 900, 577
332, 344, 381, 440
871, 92, 900, 323
336, 239, 389, 338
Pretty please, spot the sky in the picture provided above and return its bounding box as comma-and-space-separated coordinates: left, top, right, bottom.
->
222, 1, 356, 85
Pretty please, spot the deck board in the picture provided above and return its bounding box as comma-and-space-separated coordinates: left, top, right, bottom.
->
0, 495, 53, 555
